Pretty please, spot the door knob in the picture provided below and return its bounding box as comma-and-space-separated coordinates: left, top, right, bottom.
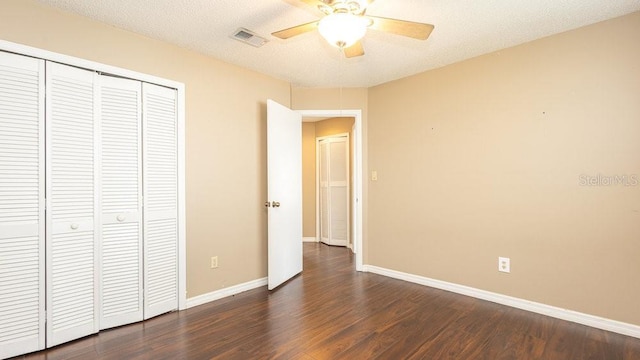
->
264, 201, 271, 208
272, 201, 281, 208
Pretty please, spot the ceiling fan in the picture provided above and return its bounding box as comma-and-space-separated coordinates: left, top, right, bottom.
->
272, 0, 434, 57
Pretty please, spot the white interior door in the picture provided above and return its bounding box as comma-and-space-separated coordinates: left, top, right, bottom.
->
99, 75, 143, 329
46, 62, 99, 347
266, 99, 302, 290
0, 51, 46, 359
143, 82, 178, 319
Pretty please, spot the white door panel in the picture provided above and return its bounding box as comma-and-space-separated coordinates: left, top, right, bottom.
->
267, 100, 302, 290
0, 51, 46, 359
99, 75, 143, 330
143, 83, 178, 319
45, 61, 99, 347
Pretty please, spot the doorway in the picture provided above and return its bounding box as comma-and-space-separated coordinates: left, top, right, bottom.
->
298, 110, 363, 271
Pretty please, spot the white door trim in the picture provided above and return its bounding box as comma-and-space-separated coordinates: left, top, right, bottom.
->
299, 110, 363, 272
0, 39, 187, 310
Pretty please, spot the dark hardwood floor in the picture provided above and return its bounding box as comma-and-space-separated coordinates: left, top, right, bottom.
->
14, 243, 640, 359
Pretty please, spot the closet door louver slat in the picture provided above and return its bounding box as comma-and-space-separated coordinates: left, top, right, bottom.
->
46, 62, 99, 347
143, 83, 178, 319
0, 51, 45, 360
99, 75, 144, 329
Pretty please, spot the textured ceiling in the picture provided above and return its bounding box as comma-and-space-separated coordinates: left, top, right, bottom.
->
35, 0, 640, 88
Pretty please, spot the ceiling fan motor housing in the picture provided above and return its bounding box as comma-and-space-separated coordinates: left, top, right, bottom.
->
321, 0, 369, 15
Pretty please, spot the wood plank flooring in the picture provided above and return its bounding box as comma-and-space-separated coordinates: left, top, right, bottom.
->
14, 243, 640, 359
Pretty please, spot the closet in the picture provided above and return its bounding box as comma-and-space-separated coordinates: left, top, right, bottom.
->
318, 135, 349, 247
0, 49, 180, 359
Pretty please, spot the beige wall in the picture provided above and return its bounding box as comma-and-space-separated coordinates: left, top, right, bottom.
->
292, 88, 368, 113
0, 0, 290, 298
302, 122, 316, 238
302, 118, 355, 238
316, 117, 355, 138
367, 12, 640, 325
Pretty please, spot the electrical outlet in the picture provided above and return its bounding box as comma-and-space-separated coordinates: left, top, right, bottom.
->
498, 257, 510, 273
210, 256, 218, 269
371, 170, 378, 181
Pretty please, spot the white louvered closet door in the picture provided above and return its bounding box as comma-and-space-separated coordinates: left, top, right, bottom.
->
0, 52, 46, 359
142, 83, 178, 319
329, 139, 349, 245
45, 62, 99, 347
99, 76, 143, 330
318, 136, 349, 247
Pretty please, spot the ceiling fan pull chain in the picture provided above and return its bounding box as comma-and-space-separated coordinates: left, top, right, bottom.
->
339, 48, 344, 114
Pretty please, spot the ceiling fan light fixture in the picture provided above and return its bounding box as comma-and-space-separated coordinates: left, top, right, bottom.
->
318, 12, 368, 48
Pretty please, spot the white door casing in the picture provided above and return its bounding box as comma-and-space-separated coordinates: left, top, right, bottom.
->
45, 62, 100, 347
99, 75, 144, 329
266, 99, 303, 290
0, 51, 46, 359
350, 123, 356, 252
298, 110, 363, 271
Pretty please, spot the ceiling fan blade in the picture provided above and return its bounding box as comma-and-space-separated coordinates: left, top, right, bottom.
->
344, 41, 364, 58
368, 16, 434, 40
272, 21, 319, 39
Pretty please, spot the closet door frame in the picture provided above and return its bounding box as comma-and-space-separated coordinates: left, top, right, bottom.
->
0, 39, 187, 311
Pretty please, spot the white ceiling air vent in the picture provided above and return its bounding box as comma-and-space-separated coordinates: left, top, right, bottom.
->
231, 28, 268, 48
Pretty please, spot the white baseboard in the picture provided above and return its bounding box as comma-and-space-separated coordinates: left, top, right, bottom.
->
363, 265, 640, 339
303, 237, 318, 242
186, 277, 267, 309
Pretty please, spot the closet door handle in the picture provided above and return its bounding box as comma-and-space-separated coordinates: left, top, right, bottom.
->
70, 223, 79, 230
117, 215, 125, 222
